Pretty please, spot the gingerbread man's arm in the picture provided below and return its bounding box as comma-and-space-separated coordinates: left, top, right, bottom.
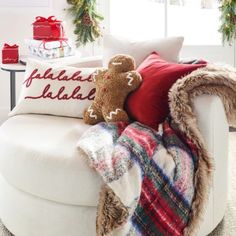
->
92, 69, 108, 84
124, 71, 142, 91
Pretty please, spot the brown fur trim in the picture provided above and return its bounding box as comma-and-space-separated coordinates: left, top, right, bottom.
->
96, 184, 129, 236
168, 64, 236, 235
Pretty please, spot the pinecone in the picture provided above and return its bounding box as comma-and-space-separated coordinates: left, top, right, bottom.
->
67, 0, 77, 4
229, 14, 236, 24
82, 12, 93, 26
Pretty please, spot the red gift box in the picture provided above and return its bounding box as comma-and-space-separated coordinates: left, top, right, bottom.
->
2, 44, 19, 64
33, 16, 65, 40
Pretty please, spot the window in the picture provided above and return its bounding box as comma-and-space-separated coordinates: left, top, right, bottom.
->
109, 0, 221, 45
110, 0, 165, 40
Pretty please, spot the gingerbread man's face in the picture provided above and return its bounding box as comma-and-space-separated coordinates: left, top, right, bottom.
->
108, 54, 135, 73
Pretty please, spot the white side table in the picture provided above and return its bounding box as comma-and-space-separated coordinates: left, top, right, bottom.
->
0, 63, 26, 110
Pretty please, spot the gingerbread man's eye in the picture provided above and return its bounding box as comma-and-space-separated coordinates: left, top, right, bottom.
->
112, 62, 122, 66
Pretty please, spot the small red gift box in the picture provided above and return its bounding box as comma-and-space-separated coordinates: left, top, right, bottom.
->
33, 16, 65, 40
2, 44, 19, 64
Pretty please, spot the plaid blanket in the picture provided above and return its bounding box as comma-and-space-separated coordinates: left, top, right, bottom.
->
78, 118, 199, 235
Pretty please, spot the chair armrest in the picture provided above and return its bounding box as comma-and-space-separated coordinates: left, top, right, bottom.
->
193, 95, 229, 234
193, 95, 228, 155
67, 56, 103, 68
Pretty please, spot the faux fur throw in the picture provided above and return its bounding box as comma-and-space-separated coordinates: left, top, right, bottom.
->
77, 64, 236, 236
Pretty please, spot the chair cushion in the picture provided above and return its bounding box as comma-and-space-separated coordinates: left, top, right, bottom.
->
0, 114, 102, 207
126, 52, 207, 129
103, 34, 184, 67
9, 59, 97, 119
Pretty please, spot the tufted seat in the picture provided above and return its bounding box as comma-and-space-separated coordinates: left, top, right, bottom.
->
0, 114, 102, 206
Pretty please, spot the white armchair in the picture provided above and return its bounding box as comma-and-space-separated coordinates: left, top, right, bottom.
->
0, 57, 228, 236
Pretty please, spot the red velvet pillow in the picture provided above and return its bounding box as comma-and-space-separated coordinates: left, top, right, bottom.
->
126, 52, 207, 129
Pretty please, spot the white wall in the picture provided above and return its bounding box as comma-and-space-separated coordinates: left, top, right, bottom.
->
0, 1, 234, 123
0, 0, 96, 122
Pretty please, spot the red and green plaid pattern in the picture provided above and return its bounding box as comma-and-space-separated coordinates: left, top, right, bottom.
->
114, 120, 197, 235
83, 118, 198, 235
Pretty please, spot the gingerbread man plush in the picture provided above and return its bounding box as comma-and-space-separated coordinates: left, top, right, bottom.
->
83, 54, 142, 125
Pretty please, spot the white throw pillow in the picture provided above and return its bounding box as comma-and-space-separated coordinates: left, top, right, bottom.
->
103, 35, 184, 67
10, 59, 97, 118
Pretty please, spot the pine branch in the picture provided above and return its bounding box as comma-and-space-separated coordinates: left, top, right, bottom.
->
67, 0, 103, 46
219, 0, 236, 45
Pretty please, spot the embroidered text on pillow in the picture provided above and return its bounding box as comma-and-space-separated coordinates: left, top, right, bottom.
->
25, 84, 96, 100
23, 68, 93, 87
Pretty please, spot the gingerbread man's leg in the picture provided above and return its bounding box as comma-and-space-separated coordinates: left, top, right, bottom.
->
102, 106, 129, 123
84, 103, 104, 125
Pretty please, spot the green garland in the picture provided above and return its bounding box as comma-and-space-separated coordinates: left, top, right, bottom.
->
67, 0, 103, 46
219, 0, 236, 44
